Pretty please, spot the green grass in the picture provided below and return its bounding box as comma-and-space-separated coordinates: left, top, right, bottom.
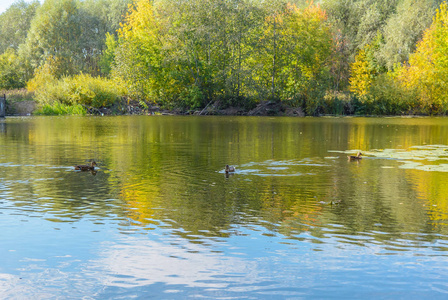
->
34, 102, 87, 115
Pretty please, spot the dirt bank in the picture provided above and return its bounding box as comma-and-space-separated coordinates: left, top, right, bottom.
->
6, 100, 36, 116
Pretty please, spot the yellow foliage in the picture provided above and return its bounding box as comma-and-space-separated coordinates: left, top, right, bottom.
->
349, 47, 373, 97
119, 0, 160, 45
26, 57, 58, 92
396, 1, 448, 112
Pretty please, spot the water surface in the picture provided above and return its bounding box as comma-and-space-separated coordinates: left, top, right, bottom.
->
1, 116, 448, 299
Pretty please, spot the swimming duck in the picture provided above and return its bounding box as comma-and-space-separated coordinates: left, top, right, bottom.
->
225, 165, 236, 173
74, 161, 97, 171
348, 152, 362, 160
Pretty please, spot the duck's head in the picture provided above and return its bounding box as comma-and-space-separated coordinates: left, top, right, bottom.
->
90, 161, 97, 167
225, 165, 230, 172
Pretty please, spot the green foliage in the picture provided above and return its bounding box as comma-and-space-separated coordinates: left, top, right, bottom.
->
0, 0, 40, 53
21, 0, 81, 75
20, 0, 131, 78
34, 102, 87, 115
253, 3, 333, 102
362, 73, 421, 115
349, 33, 385, 97
0, 48, 26, 89
321, 91, 353, 115
380, 0, 434, 69
112, 0, 334, 110
323, 0, 397, 54
1, 0, 446, 115
33, 73, 123, 109
179, 85, 205, 110
99, 33, 117, 75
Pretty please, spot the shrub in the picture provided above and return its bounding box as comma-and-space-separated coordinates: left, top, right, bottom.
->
31, 73, 125, 110
322, 91, 353, 115
365, 74, 422, 115
34, 102, 87, 115
26, 57, 58, 92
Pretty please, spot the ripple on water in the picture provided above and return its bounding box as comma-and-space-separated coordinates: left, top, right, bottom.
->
331, 144, 448, 172
3, 117, 448, 298
217, 158, 331, 177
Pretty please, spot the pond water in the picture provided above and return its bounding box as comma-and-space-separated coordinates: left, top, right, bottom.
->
1, 116, 448, 299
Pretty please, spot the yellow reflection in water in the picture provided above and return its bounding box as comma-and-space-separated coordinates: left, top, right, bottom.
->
3, 116, 448, 238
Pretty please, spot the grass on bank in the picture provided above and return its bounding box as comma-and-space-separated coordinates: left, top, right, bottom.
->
33, 102, 87, 115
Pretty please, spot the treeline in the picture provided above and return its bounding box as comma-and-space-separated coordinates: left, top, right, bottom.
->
0, 0, 447, 115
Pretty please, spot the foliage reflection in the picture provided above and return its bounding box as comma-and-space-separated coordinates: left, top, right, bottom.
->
1, 116, 448, 247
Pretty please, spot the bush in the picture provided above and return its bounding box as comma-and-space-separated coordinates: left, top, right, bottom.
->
26, 57, 58, 92
322, 91, 354, 115
179, 85, 205, 110
31, 73, 125, 110
34, 102, 87, 115
363, 74, 422, 115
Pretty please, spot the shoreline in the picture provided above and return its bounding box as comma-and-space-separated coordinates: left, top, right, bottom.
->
3, 99, 432, 118
5, 99, 307, 117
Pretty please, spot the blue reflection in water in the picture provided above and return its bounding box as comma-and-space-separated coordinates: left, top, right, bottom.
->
92, 228, 448, 299
2, 116, 448, 299
2, 208, 448, 299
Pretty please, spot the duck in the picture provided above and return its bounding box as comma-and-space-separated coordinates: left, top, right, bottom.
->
225, 165, 236, 173
74, 161, 97, 171
347, 152, 362, 161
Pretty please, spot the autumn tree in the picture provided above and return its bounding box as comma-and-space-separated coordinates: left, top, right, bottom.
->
253, 2, 333, 107
113, 0, 165, 102
396, 1, 448, 113
349, 33, 385, 97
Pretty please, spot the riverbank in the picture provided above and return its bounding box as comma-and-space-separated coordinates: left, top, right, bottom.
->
1, 89, 431, 117
5, 98, 308, 117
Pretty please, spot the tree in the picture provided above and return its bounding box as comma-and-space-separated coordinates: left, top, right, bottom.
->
114, 0, 264, 107
21, 0, 130, 78
323, 0, 403, 90
349, 33, 385, 97
396, 1, 448, 112
253, 2, 333, 104
21, 0, 83, 76
0, 0, 40, 54
99, 33, 118, 75
111, 0, 335, 109
380, 0, 434, 69
0, 48, 26, 89
78, 0, 132, 75
113, 0, 165, 102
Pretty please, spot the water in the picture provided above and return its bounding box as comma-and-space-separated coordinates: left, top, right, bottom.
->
1, 116, 448, 299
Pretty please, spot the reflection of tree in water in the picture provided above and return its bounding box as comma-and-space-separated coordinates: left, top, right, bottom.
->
2, 116, 448, 247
